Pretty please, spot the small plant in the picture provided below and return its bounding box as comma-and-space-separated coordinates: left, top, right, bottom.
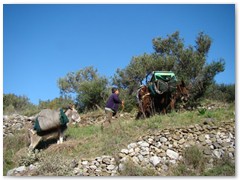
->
18, 150, 41, 166
183, 145, 206, 170
171, 164, 196, 176
119, 160, 158, 176
203, 155, 235, 176
3, 133, 27, 175
198, 108, 207, 115
173, 145, 206, 175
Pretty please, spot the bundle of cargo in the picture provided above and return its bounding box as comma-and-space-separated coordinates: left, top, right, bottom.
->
147, 71, 177, 95
33, 109, 69, 133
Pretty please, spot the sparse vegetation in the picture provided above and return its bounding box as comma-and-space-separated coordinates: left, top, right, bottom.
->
119, 160, 158, 176
203, 155, 235, 176
3, 101, 235, 176
3, 131, 27, 175
36, 152, 74, 176
171, 147, 235, 176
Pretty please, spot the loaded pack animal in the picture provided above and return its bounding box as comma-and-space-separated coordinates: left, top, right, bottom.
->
136, 71, 190, 119
28, 105, 81, 150
152, 79, 190, 114
168, 80, 190, 111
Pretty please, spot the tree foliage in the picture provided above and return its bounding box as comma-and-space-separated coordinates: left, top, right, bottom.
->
113, 31, 225, 108
57, 66, 109, 111
3, 94, 38, 116
204, 83, 235, 103
38, 96, 75, 110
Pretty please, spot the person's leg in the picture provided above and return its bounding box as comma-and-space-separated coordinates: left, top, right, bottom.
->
102, 109, 113, 128
112, 111, 119, 120
107, 110, 113, 125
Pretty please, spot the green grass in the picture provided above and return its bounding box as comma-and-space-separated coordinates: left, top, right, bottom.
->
3, 102, 235, 176
64, 103, 234, 159
3, 130, 28, 175
170, 145, 235, 176
170, 145, 206, 176
203, 155, 235, 176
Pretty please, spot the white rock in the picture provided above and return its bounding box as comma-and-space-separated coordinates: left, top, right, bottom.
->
213, 149, 222, 159
89, 165, 97, 169
166, 149, 179, 160
15, 166, 27, 172
160, 137, 168, 143
82, 161, 88, 165
107, 165, 115, 170
137, 154, 144, 162
118, 163, 125, 171
121, 149, 129, 154
149, 156, 161, 166
132, 156, 140, 164
139, 141, 149, 147
128, 143, 137, 149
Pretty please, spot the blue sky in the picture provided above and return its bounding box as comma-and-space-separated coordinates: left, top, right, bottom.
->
3, 4, 235, 105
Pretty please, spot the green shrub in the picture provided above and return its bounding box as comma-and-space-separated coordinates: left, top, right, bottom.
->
3, 132, 27, 175
18, 150, 42, 167
204, 83, 235, 103
183, 145, 206, 170
203, 155, 235, 176
3, 93, 38, 115
173, 145, 206, 176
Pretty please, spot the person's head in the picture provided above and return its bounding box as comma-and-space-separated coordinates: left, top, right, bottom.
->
112, 87, 119, 94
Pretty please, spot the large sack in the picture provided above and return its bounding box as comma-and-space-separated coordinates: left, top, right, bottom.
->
34, 109, 69, 132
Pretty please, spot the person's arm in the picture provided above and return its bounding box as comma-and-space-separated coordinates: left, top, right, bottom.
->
113, 94, 122, 104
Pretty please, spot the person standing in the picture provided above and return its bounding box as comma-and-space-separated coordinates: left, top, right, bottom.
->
102, 87, 124, 128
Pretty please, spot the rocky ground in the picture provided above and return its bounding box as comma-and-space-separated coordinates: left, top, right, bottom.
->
4, 103, 235, 176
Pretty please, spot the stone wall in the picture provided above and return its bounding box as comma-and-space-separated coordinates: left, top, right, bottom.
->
3, 114, 34, 138
4, 112, 235, 176
117, 120, 235, 175
70, 120, 235, 176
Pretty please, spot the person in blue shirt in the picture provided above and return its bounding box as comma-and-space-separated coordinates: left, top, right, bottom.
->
102, 87, 124, 128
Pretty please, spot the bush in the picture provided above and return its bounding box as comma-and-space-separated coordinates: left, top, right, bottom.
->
204, 83, 235, 103
203, 155, 235, 176
183, 145, 206, 170
38, 96, 75, 110
172, 146, 235, 176
172, 145, 206, 176
3, 93, 38, 116
3, 132, 27, 175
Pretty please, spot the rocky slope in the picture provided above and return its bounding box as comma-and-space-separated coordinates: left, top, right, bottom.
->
4, 110, 235, 176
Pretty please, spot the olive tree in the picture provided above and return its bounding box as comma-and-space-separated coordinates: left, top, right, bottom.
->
113, 31, 225, 109
58, 66, 109, 111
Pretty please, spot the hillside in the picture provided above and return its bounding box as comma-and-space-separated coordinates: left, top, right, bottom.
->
3, 101, 235, 176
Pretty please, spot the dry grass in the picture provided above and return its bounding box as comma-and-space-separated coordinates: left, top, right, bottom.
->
3, 101, 235, 175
